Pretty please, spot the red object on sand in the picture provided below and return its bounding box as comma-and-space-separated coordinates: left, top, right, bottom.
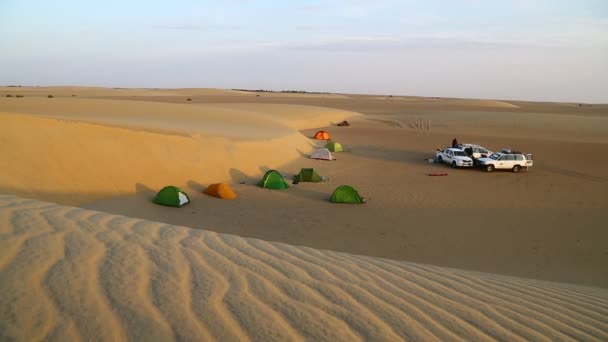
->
428, 173, 448, 176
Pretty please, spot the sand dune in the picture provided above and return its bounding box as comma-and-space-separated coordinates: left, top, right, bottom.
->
2, 87, 608, 340
2, 88, 607, 287
0, 98, 359, 205
0, 97, 359, 136
438, 99, 520, 108
1, 194, 607, 341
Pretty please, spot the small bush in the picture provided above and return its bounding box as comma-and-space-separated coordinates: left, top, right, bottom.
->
48, 94, 54, 98
186, 98, 192, 101
16, 95, 24, 98
6, 94, 13, 97
72, 94, 76, 97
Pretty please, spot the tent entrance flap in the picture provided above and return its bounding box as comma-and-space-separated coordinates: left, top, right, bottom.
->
178, 192, 189, 205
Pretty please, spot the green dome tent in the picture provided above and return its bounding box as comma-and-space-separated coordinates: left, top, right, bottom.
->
325, 141, 344, 152
153, 186, 190, 207
293, 168, 324, 182
330, 185, 365, 204
258, 170, 289, 190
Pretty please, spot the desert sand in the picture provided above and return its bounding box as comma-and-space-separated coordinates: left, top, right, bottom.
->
1, 86, 608, 340
1, 195, 607, 341
0, 96, 358, 204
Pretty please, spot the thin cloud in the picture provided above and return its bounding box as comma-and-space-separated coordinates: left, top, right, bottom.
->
267, 29, 608, 53
152, 24, 243, 31
294, 25, 347, 31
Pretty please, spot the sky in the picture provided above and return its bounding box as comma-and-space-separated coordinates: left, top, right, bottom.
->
1, 0, 607, 103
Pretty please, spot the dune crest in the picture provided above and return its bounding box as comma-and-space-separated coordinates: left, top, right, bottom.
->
0, 195, 607, 341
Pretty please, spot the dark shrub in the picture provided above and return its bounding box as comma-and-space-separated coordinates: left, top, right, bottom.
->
48, 94, 54, 98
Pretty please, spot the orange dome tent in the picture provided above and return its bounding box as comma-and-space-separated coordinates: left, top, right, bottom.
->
313, 130, 331, 140
203, 183, 237, 199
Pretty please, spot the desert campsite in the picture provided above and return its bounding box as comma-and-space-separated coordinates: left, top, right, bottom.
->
1, 1, 608, 341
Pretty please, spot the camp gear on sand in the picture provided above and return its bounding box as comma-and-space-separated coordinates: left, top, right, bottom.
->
330, 185, 365, 204
258, 170, 289, 190
313, 130, 331, 140
337, 120, 350, 126
310, 148, 335, 161
203, 183, 237, 199
325, 141, 344, 152
293, 168, 324, 182
153, 186, 190, 207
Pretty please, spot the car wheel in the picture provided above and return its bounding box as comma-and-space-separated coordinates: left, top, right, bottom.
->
451, 161, 457, 168
486, 165, 494, 172
513, 165, 520, 173
438, 156, 443, 163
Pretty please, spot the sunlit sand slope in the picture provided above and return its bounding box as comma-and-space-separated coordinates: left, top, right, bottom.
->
0, 98, 359, 204
1, 195, 607, 341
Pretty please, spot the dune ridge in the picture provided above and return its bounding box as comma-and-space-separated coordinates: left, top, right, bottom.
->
1, 194, 607, 341
0, 97, 359, 136
0, 98, 359, 205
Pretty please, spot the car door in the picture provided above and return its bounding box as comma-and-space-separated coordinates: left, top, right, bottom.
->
497, 155, 509, 169
505, 155, 517, 169
445, 149, 453, 163
525, 154, 533, 167
469, 147, 478, 158
479, 148, 490, 158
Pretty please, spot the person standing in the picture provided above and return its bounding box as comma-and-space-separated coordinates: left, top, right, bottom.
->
452, 138, 458, 148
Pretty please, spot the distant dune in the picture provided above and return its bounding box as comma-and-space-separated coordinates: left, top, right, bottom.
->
1, 195, 607, 341
371, 96, 520, 108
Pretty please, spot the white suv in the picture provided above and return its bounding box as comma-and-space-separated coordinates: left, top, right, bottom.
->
478, 150, 533, 172
457, 144, 492, 159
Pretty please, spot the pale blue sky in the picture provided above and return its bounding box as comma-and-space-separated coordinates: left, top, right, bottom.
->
1, 0, 607, 102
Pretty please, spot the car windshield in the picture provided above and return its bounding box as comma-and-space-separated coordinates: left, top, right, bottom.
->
453, 151, 467, 156
489, 153, 501, 160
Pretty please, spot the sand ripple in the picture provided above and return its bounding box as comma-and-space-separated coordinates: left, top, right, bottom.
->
1, 195, 607, 341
